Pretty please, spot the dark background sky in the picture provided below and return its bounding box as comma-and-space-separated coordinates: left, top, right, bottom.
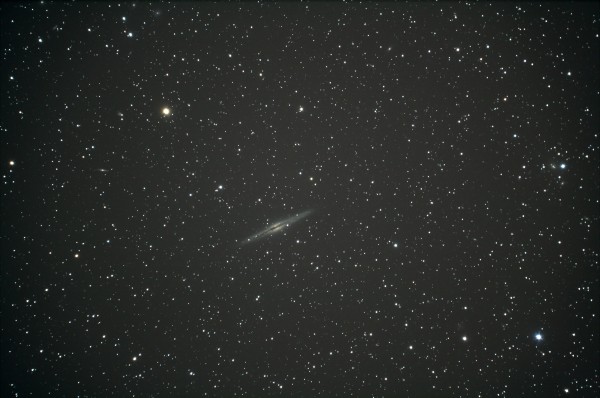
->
1, 1, 598, 397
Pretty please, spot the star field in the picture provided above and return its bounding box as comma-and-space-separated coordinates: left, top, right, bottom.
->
1, 2, 599, 397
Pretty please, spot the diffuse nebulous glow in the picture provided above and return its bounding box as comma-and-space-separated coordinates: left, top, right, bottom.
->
240, 209, 313, 245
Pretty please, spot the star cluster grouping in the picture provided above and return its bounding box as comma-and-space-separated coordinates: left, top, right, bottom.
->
1, 2, 598, 397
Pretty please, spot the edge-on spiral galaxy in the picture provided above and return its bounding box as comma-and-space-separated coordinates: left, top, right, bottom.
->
240, 209, 313, 245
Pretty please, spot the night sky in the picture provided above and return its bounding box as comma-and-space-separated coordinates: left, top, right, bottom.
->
1, 2, 599, 397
